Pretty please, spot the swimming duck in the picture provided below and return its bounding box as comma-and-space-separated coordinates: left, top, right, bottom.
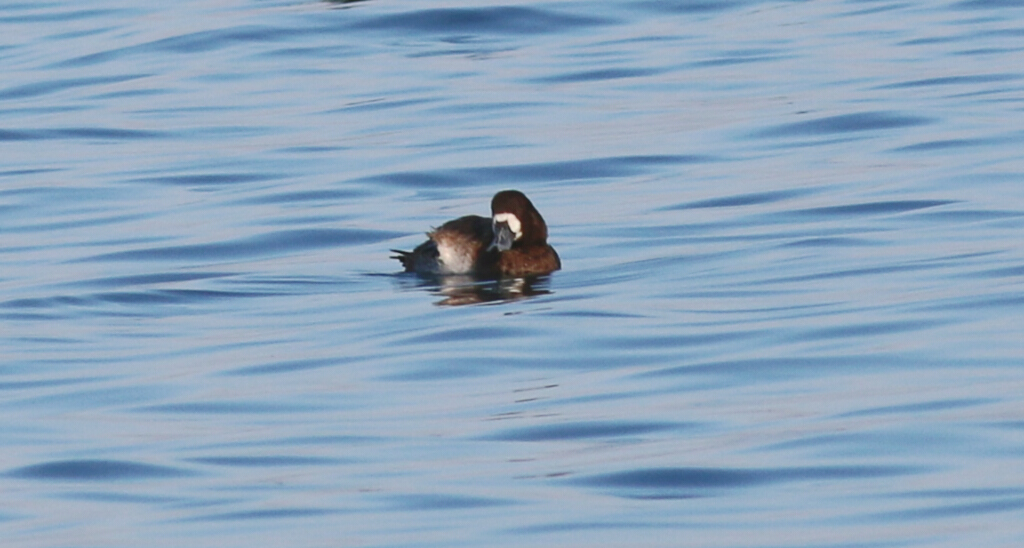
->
391, 190, 560, 278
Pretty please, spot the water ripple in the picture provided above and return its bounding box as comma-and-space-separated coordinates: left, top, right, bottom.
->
753, 111, 933, 138
83, 228, 401, 262
0, 74, 146, 100
574, 465, 922, 499
876, 73, 1021, 89
352, 6, 614, 35
0, 127, 170, 141
9, 460, 190, 481
482, 421, 687, 441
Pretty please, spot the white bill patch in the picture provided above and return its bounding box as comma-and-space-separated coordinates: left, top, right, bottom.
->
493, 212, 522, 240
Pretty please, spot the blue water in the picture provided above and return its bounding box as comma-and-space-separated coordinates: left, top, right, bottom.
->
3, 0, 1024, 546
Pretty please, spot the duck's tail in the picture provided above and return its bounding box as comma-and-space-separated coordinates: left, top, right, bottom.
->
390, 249, 414, 272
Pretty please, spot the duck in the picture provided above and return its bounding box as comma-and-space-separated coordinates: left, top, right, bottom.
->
391, 190, 560, 278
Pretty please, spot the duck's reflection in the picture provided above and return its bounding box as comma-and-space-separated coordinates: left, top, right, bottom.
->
397, 274, 553, 306
323, 0, 370, 7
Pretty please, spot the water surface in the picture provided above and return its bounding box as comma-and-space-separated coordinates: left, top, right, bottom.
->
2, 0, 1024, 546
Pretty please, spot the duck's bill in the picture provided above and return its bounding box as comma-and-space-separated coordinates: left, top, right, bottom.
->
488, 222, 514, 252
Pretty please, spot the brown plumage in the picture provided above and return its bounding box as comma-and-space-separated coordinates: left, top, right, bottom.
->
391, 190, 560, 278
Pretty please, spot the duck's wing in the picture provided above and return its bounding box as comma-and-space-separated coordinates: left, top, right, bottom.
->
434, 215, 492, 242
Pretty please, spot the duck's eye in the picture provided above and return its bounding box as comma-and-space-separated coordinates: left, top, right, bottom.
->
492, 212, 522, 240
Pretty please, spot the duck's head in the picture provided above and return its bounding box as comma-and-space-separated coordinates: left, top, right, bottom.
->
488, 190, 548, 252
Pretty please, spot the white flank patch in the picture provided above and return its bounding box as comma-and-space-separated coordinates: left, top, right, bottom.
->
493, 212, 522, 240
436, 242, 474, 274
